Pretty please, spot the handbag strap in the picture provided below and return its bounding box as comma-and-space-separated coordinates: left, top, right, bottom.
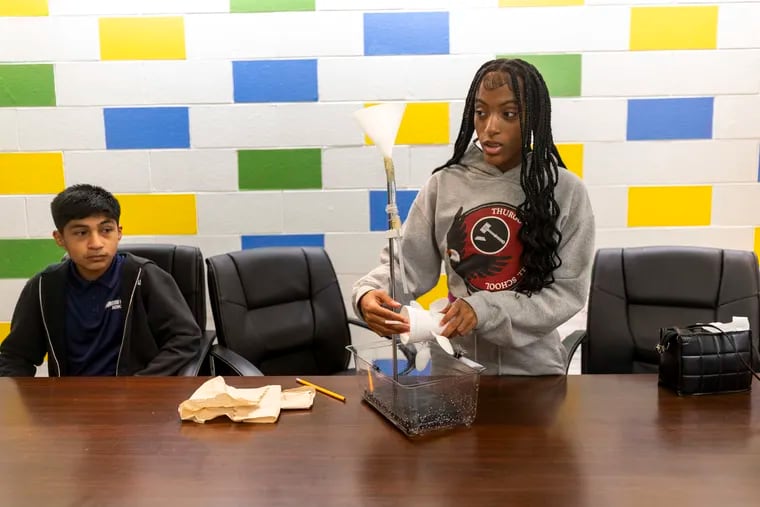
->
687, 324, 760, 383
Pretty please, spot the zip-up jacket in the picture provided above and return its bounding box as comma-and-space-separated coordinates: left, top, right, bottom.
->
0, 253, 202, 376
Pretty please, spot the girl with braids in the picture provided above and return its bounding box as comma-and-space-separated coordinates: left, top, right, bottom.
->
353, 58, 595, 375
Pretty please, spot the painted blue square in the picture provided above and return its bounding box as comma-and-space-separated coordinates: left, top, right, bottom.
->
241, 234, 325, 249
233, 59, 318, 103
627, 97, 714, 141
369, 190, 418, 232
364, 12, 449, 56
104, 107, 189, 150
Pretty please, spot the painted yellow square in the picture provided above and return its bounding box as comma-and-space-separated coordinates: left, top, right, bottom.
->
416, 275, 448, 310
500, 0, 583, 6
557, 144, 583, 179
117, 194, 197, 235
628, 186, 712, 227
100, 17, 186, 60
0, 0, 48, 16
754, 228, 760, 264
0, 153, 64, 194
365, 103, 449, 146
0, 322, 9, 344
630, 6, 718, 51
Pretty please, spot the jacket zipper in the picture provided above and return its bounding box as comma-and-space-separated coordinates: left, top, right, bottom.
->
115, 267, 142, 376
38, 277, 61, 377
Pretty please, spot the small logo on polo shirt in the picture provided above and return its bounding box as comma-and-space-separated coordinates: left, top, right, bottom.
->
105, 299, 122, 311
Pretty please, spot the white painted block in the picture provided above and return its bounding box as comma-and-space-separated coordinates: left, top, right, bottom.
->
186, 12, 363, 59
150, 150, 238, 192
64, 151, 151, 192
586, 186, 627, 228
325, 232, 388, 274
584, 140, 759, 186
0, 17, 98, 62
322, 146, 411, 189
595, 227, 754, 252
451, 6, 629, 54
0, 197, 27, 237
144, 61, 233, 105
318, 55, 488, 101
449, 100, 466, 149
718, 4, 760, 49
196, 192, 283, 235
120, 234, 242, 260
49, 0, 228, 15
552, 99, 627, 142
282, 190, 368, 233
25, 196, 57, 238
55, 62, 144, 107
317, 0, 494, 10
583, 50, 760, 97
587, 0, 740, 4
56, 61, 233, 106
711, 184, 760, 226
0, 279, 28, 322
714, 95, 760, 140
17, 108, 105, 151
190, 104, 364, 148
319, 0, 496, 9
410, 146, 451, 187
0, 110, 18, 151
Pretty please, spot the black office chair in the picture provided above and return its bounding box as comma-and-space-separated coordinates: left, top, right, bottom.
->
205, 247, 375, 376
118, 243, 215, 376
563, 246, 760, 374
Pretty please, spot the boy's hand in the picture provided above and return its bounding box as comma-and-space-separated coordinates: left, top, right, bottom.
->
359, 290, 409, 337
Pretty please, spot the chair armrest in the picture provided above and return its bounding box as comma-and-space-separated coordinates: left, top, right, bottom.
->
177, 330, 216, 377
562, 330, 587, 374
348, 318, 370, 330
209, 344, 264, 376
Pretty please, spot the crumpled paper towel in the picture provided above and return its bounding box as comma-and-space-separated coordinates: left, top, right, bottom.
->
178, 376, 316, 424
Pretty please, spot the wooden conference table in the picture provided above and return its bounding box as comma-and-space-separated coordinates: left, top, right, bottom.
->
0, 375, 757, 507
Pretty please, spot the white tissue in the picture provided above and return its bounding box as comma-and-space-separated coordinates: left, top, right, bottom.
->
701, 316, 750, 332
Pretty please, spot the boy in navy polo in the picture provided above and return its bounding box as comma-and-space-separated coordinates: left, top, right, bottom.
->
0, 184, 201, 376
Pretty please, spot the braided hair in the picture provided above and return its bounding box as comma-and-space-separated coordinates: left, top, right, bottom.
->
435, 58, 566, 296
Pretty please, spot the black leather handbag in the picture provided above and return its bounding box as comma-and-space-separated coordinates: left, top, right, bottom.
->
657, 324, 760, 396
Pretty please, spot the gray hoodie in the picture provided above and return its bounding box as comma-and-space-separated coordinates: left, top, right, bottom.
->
353, 143, 595, 375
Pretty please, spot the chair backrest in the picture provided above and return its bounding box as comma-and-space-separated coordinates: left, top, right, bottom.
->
583, 246, 760, 374
206, 247, 351, 375
118, 244, 206, 330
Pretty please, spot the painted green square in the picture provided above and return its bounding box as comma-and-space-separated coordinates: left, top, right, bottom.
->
498, 54, 581, 97
0, 239, 63, 278
0, 64, 56, 107
230, 0, 315, 12
238, 149, 322, 190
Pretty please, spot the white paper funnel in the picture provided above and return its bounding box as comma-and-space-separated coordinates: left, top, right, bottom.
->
353, 103, 406, 159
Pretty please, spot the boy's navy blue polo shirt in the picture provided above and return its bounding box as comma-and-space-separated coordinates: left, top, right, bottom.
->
65, 254, 125, 376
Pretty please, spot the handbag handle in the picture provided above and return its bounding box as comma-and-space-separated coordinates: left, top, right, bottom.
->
686, 324, 760, 383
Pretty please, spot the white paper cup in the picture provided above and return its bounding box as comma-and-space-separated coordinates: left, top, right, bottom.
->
400, 305, 443, 345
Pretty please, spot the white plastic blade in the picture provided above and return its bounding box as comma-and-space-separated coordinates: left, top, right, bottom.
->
432, 333, 455, 355
415, 344, 431, 371
353, 103, 406, 159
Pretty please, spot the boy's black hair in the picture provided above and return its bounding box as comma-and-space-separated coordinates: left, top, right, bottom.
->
435, 58, 565, 296
50, 184, 121, 231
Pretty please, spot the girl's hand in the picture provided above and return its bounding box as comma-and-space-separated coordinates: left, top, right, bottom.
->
359, 290, 409, 337
438, 299, 478, 338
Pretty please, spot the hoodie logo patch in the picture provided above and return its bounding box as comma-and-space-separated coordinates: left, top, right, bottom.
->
105, 299, 122, 310
446, 203, 525, 293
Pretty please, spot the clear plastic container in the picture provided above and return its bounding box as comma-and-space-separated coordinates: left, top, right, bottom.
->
347, 340, 485, 437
